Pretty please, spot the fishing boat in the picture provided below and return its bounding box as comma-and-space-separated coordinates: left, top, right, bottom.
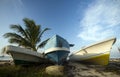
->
4, 45, 49, 65
44, 35, 73, 65
69, 37, 116, 65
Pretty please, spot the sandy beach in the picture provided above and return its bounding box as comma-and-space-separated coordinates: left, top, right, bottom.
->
0, 60, 120, 77
64, 60, 120, 77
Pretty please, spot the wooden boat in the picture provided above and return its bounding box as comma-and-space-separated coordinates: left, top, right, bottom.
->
4, 45, 50, 65
69, 37, 116, 65
44, 35, 73, 65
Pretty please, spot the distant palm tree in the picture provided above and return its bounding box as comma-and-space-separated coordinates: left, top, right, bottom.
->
3, 18, 50, 51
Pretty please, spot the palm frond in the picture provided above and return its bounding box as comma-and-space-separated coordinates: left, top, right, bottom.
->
4, 18, 51, 51
37, 28, 50, 43
23, 18, 36, 30
8, 38, 22, 44
37, 38, 50, 50
3, 33, 23, 39
3, 33, 32, 47
39, 28, 51, 38
10, 25, 30, 41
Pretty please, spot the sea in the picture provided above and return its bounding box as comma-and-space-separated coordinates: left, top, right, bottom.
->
0, 55, 12, 61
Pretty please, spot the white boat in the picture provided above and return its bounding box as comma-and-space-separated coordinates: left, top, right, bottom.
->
4, 45, 49, 65
69, 37, 116, 65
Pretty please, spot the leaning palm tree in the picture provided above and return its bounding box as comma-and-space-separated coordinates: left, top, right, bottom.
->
3, 18, 50, 51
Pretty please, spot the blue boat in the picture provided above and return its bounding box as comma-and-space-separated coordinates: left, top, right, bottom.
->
44, 35, 73, 65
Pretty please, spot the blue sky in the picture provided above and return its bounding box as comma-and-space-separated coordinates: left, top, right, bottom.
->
0, 0, 120, 58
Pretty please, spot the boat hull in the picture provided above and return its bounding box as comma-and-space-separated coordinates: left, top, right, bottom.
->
44, 35, 70, 65
69, 37, 116, 65
4, 45, 48, 65
10, 52, 42, 65
77, 51, 110, 65
45, 50, 69, 65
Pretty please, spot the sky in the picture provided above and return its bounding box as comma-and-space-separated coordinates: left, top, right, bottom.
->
0, 0, 120, 58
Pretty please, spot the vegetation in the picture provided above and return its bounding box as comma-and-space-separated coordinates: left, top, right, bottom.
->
3, 18, 50, 51
0, 65, 65, 77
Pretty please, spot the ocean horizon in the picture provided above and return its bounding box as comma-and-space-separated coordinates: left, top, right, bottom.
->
0, 56, 12, 60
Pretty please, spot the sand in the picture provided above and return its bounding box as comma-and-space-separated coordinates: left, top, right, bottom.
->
0, 60, 120, 77
45, 65, 64, 76
64, 61, 120, 77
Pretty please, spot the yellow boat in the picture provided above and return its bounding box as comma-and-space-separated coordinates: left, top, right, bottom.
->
69, 37, 116, 65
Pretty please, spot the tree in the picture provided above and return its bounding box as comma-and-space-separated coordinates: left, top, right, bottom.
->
3, 18, 50, 51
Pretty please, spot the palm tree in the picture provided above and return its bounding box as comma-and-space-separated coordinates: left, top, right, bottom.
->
3, 18, 50, 51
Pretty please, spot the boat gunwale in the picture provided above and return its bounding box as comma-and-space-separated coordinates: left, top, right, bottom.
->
72, 51, 109, 61
9, 51, 43, 59
44, 50, 70, 56
71, 37, 116, 55
44, 47, 70, 54
5, 45, 43, 58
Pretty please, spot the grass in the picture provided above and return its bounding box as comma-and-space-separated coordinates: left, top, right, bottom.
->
0, 64, 66, 77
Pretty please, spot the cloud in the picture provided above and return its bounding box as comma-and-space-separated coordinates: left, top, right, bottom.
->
78, 0, 120, 41
11, 0, 24, 12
